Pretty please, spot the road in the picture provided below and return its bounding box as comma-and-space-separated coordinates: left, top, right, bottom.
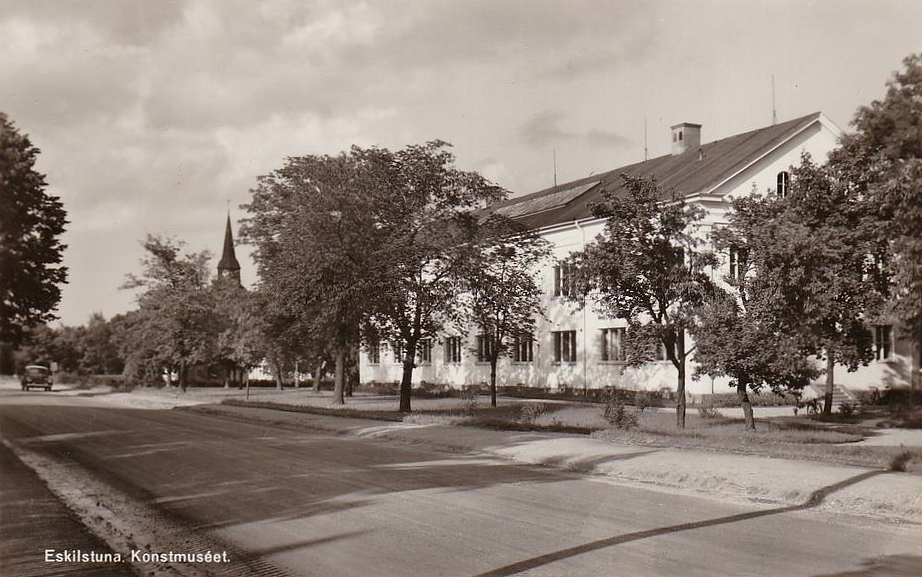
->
1, 387, 919, 577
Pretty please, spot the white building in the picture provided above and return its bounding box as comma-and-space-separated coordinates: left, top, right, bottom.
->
360, 112, 918, 395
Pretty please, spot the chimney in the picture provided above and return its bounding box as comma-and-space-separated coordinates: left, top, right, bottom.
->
671, 122, 701, 156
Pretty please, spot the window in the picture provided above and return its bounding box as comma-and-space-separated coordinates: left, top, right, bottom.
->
777, 171, 790, 198
444, 336, 462, 364
368, 340, 381, 364
554, 261, 576, 297
678, 130, 683, 141
417, 338, 432, 364
475, 334, 494, 363
512, 336, 534, 363
553, 330, 577, 363
873, 325, 893, 360
729, 246, 748, 281
600, 328, 626, 362
392, 341, 404, 364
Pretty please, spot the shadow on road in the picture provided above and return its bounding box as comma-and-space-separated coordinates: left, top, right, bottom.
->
474, 470, 888, 577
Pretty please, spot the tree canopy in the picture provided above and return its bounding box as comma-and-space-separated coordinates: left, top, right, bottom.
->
569, 174, 717, 428
0, 112, 68, 369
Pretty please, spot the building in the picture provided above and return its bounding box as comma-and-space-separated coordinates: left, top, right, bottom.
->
359, 112, 916, 395
217, 213, 242, 285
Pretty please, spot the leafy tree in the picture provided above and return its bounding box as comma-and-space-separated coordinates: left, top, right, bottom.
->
460, 216, 550, 406
568, 175, 717, 428
362, 142, 505, 413
830, 53, 922, 386
212, 282, 266, 388
242, 151, 378, 404
122, 235, 217, 391
0, 112, 68, 373
80, 313, 124, 375
693, 195, 821, 430
782, 156, 879, 413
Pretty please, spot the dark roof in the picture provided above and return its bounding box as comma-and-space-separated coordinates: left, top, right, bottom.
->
492, 112, 822, 229
217, 215, 241, 271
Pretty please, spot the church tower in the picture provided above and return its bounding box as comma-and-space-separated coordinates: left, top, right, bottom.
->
217, 214, 242, 285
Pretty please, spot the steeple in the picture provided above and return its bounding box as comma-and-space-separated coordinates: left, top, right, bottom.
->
217, 213, 241, 284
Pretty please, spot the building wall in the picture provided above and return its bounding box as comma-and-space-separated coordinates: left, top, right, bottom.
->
359, 116, 917, 394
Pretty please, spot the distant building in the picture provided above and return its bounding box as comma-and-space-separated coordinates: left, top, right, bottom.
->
217, 214, 242, 285
359, 112, 918, 395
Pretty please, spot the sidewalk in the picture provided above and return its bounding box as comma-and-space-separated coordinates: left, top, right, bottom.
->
0, 442, 137, 577
180, 401, 922, 525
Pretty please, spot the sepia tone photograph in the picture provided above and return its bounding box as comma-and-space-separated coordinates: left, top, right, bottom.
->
1, 1, 921, 576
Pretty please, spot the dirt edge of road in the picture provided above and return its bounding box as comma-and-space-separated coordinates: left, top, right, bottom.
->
180, 403, 922, 526
0, 438, 292, 577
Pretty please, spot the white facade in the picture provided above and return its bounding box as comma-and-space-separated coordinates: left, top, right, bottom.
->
360, 113, 918, 394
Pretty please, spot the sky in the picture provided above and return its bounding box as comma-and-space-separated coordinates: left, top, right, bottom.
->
2, 0, 921, 327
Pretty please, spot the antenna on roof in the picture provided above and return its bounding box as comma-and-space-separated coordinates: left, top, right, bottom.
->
644, 117, 648, 161
771, 75, 777, 126
553, 148, 558, 188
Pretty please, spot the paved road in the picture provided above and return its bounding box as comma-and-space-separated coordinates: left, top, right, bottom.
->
1, 388, 919, 577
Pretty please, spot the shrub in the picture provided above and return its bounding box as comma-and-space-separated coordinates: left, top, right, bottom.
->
460, 390, 479, 416
889, 448, 916, 472
603, 397, 638, 430
838, 400, 857, 417
634, 390, 650, 412
697, 403, 722, 419
519, 403, 548, 424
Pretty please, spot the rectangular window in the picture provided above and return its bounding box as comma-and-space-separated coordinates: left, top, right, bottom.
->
512, 335, 534, 363
729, 246, 748, 281
444, 336, 462, 364
874, 325, 893, 360
392, 341, 404, 364
554, 261, 575, 297
417, 338, 432, 364
552, 330, 577, 363
600, 328, 626, 362
368, 340, 381, 364
475, 334, 493, 363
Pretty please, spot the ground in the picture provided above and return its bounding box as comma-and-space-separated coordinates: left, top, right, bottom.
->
1, 379, 920, 577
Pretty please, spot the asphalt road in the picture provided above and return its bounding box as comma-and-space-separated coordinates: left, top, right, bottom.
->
1, 387, 919, 577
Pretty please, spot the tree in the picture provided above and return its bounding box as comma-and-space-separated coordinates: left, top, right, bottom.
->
0, 112, 68, 373
242, 151, 379, 405
212, 282, 266, 389
362, 142, 505, 413
693, 195, 822, 430
80, 313, 124, 375
460, 216, 551, 407
782, 156, 879, 414
122, 235, 217, 391
830, 53, 922, 387
568, 174, 717, 428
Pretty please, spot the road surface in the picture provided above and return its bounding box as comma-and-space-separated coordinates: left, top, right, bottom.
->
1, 387, 919, 577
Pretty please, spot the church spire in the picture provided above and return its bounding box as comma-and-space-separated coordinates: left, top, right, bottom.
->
217, 213, 241, 284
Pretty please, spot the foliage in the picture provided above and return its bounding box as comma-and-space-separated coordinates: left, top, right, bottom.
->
358, 141, 505, 412
460, 214, 551, 406
121, 235, 217, 390
602, 399, 638, 430
568, 174, 718, 428
242, 151, 377, 403
830, 53, 922, 363
0, 112, 68, 360
519, 402, 548, 424
697, 403, 723, 420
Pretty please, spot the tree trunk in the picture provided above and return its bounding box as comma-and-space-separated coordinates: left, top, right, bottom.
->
675, 331, 686, 429
245, 371, 250, 400
294, 361, 301, 388
273, 357, 283, 390
737, 380, 755, 431
179, 361, 187, 393
313, 361, 324, 392
823, 351, 835, 415
399, 357, 414, 413
489, 357, 498, 408
332, 349, 345, 405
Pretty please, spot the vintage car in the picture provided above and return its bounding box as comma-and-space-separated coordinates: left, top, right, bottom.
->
21, 365, 53, 391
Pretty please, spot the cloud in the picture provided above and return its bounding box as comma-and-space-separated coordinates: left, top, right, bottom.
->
519, 110, 632, 149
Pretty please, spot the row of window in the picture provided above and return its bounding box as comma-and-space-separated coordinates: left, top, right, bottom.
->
367, 324, 895, 365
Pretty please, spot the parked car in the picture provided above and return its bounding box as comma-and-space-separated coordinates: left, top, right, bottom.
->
21, 365, 53, 391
